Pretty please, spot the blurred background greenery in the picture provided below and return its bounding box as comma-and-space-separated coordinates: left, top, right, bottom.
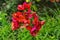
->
0, 0, 60, 40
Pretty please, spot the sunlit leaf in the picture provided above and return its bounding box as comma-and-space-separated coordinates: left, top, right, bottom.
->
26, 0, 31, 2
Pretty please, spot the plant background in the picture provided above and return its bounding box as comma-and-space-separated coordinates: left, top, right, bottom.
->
0, 0, 60, 40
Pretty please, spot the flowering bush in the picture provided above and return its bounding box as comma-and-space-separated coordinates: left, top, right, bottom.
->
12, 2, 45, 36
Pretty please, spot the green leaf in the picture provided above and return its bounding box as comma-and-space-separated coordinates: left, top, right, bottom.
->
32, 5, 37, 11
26, 0, 31, 2
36, 0, 41, 2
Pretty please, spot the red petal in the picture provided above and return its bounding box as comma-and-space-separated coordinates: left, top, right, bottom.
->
23, 2, 31, 9
26, 26, 32, 31
32, 12, 38, 19
40, 21, 45, 26
12, 21, 19, 30
30, 26, 40, 36
16, 11, 22, 15
17, 5, 24, 10
32, 18, 39, 26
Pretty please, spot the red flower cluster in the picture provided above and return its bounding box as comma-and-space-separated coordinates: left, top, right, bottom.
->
12, 2, 45, 36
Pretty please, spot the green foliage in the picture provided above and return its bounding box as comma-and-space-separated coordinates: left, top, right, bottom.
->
0, 11, 7, 26
26, 0, 31, 2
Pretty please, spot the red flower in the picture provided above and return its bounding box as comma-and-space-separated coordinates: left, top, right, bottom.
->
26, 19, 30, 24
12, 2, 45, 37
23, 19, 30, 27
23, 2, 31, 9
17, 5, 24, 10
23, 9, 32, 18
30, 20, 45, 36
17, 2, 32, 10
32, 12, 38, 19
30, 26, 39, 36
12, 18, 19, 30
18, 15, 25, 22
12, 12, 26, 22
26, 25, 32, 31
32, 18, 39, 26
39, 21, 45, 26
12, 11, 22, 18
